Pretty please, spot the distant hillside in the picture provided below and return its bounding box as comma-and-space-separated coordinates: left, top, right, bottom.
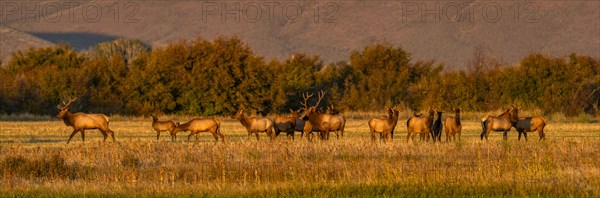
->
1, 0, 598, 68
0, 26, 53, 63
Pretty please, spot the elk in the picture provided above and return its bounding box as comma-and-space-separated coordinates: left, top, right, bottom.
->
150, 114, 179, 140
431, 110, 443, 143
515, 115, 547, 141
480, 107, 519, 141
326, 104, 346, 139
369, 106, 400, 142
444, 108, 462, 143
232, 108, 275, 141
301, 91, 335, 140
55, 97, 115, 144
171, 118, 224, 142
274, 109, 300, 140
292, 108, 308, 139
406, 108, 435, 143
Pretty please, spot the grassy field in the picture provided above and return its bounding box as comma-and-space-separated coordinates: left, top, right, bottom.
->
0, 113, 599, 197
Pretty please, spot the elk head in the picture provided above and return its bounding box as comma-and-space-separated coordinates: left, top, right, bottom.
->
232, 108, 244, 120
56, 97, 77, 119
150, 114, 158, 122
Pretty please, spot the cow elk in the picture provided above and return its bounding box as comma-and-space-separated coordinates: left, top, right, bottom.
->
326, 104, 346, 139
406, 108, 435, 143
444, 108, 462, 143
55, 97, 115, 144
274, 109, 300, 140
369, 106, 400, 142
232, 108, 275, 141
516, 115, 547, 141
171, 118, 224, 142
480, 107, 519, 141
431, 110, 443, 142
150, 114, 179, 140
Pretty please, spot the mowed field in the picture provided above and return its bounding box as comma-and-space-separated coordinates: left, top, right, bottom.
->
0, 113, 599, 197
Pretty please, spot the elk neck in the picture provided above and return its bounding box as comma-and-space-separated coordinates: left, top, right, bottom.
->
238, 113, 252, 127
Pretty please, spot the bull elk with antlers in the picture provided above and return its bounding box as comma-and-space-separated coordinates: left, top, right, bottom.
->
232, 108, 276, 141
55, 97, 115, 144
302, 91, 335, 140
150, 114, 179, 140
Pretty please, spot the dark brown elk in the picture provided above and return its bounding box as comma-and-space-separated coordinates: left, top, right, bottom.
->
55, 97, 115, 144
406, 108, 435, 143
369, 106, 400, 142
171, 118, 224, 142
444, 108, 462, 143
480, 107, 519, 141
326, 104, 346, 139
274, 109, 300, 140
232, 108, 275, 141
301, 91, 335, 140
515, 115, 547, 141
292, 109, 308, 139
431, 110, 443, 142
150, 114, 179, 140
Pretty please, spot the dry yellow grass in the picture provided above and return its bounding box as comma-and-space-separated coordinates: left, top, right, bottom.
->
0, 115, 599, 196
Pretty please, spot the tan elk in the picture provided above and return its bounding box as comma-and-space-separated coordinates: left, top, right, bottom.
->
150, 114, 179, 140
274, 109, 300, 140
302, 91, 335, 140
515, 115, 547, 141
480, 107, 519, 141
406, 108, 435, 143
171, 118, 224, 142
444, 108, 462, 143
369, 106, 401, 142
55, 97, 115, 144
232, 108, 276, 141
326, 104, 346, 139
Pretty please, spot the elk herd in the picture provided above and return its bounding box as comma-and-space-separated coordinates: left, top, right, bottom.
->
54, 94, 547, 144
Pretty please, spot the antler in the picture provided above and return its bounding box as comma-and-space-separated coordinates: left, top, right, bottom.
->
315, 90, 326, 108
301, 92, 313, 110
57, 97, 77, 110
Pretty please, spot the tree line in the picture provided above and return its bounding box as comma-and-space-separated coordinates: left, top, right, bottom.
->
0, 36, 598, 117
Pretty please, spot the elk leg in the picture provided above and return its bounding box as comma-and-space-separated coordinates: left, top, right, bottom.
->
255, 132, 260, 141
406, 131, 411, 143
157, 131, 160, 141
188, 132, 196, 142
523, 131, 528, 142
98, 129, 108, 141
503, 130, 508, 140
81, 130, 86, 142
210, 131, 218, 142
107, 129, 115, 142
217, 131, 225, 142
518, 131, 522, 141
67, 129, 80, 144
371, 131, 376, 142
538, 128, 544, 141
